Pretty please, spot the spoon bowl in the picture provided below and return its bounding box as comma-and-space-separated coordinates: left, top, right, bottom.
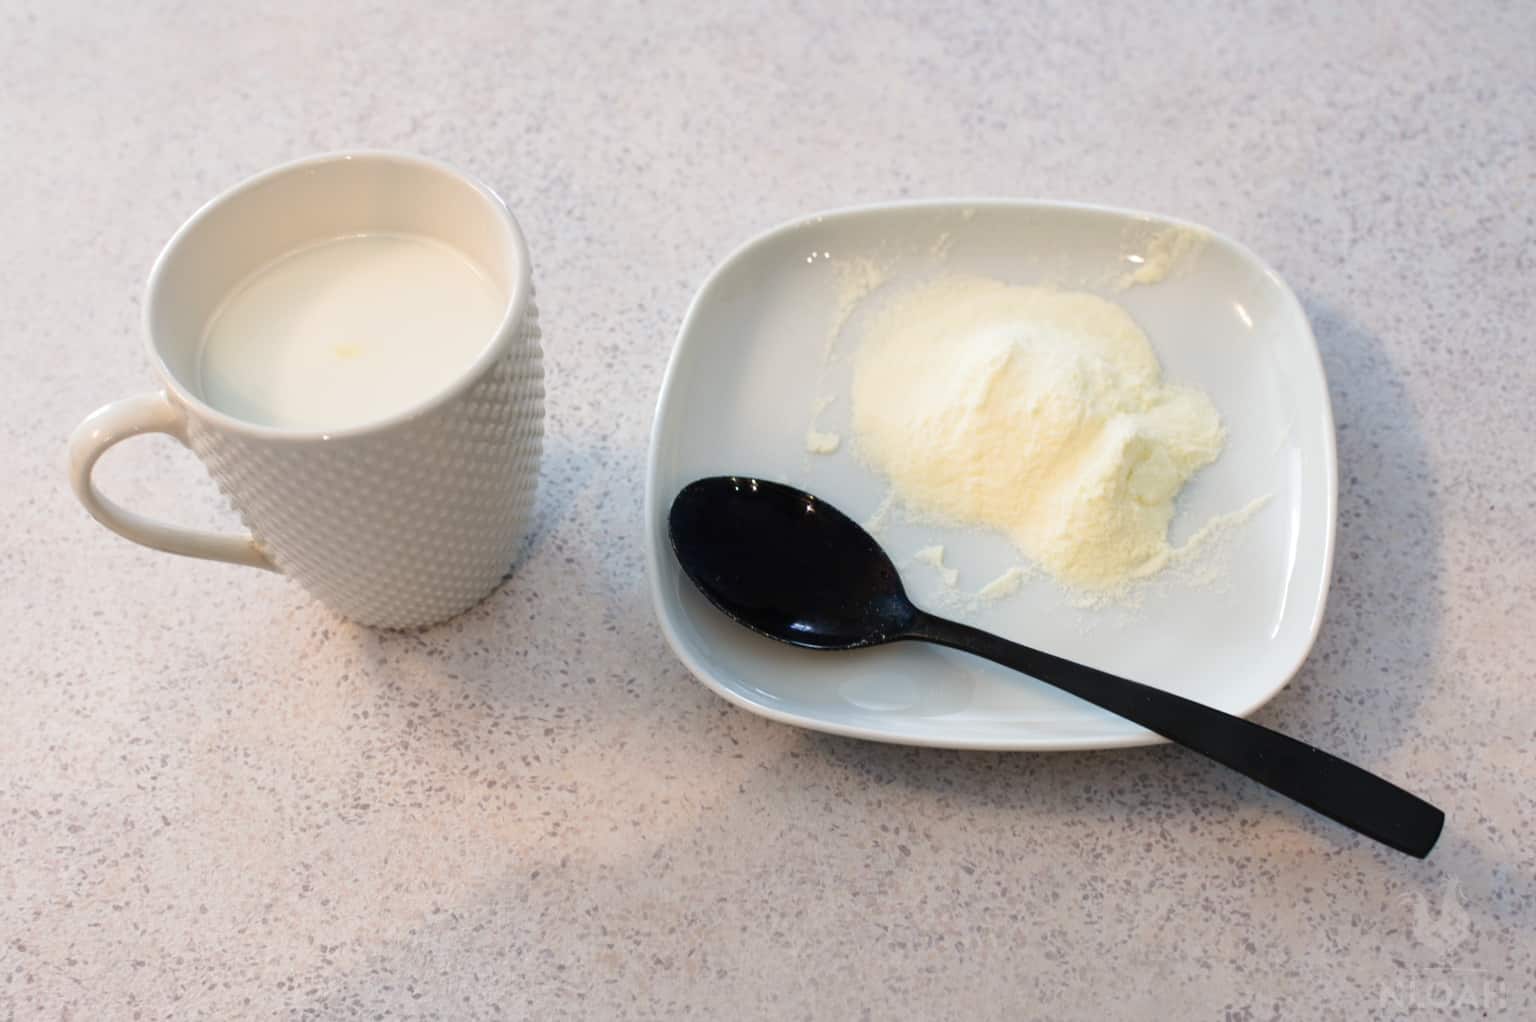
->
669, 476, 915, 649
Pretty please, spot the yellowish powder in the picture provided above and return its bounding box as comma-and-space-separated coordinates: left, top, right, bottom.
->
1118, 225, 1205, 288
851, 275, 1224, 595
978, 566, 1026, 600
824, 256, 889, 363
804, 394, 841, 453
913, 545, 958, 587
863, 489, 896, 535
804, 428, 841, 453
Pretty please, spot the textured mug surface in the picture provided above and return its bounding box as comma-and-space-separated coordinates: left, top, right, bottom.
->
67, 152, 545, 629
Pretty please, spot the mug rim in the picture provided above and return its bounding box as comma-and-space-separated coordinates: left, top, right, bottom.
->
142, 149, 532, 442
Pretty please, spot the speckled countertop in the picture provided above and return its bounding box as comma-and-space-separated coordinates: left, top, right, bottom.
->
4, 2, 1534, 1019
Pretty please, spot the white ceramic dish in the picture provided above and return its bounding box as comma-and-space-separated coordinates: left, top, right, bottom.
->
645, 200, 1336, 750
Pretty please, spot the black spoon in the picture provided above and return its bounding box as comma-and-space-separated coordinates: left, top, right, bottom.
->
668, 476, 1444, 858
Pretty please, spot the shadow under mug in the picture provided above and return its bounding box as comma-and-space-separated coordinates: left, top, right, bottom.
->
66, 151, 545, 629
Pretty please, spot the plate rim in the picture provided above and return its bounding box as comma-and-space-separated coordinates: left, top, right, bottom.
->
643, 197, 1339, 751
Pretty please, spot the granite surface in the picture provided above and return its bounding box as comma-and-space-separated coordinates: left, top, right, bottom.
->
4, 1, 1534, 1018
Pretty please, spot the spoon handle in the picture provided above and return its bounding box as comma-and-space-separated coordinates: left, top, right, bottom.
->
908, 612, 1444, 857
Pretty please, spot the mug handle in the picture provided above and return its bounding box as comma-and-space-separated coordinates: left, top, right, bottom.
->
67, 391, 274, 570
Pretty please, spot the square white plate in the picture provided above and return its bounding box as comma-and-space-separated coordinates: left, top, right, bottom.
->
645, 200, 1336, 750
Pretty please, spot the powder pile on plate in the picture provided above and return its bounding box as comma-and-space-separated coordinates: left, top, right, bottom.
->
850, 275, 1223, 594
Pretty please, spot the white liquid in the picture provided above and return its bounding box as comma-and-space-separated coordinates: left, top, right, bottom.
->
198, 233, 505, 430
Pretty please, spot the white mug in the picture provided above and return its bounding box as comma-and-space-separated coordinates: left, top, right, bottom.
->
67, 151, 544, 629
